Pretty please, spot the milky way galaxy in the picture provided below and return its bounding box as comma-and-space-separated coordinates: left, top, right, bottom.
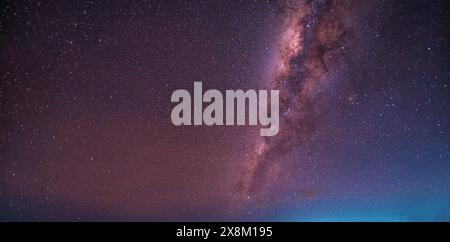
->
243, 0, 355, 202
1, 0, 449, 221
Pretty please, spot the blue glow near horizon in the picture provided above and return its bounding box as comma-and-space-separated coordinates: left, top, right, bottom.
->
262, 195, 450, 222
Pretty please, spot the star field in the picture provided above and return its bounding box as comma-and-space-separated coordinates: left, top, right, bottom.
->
0, 0, 449, 221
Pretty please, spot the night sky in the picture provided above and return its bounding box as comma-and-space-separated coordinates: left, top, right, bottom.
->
1, 0, 449, 221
